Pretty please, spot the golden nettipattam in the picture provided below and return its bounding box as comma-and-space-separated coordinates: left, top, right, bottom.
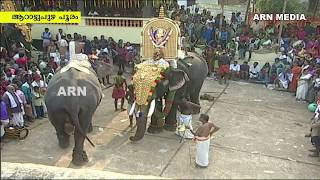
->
132, 63, 165, 106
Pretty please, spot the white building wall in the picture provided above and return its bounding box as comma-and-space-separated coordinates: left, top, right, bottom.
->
31, 17, 150, 44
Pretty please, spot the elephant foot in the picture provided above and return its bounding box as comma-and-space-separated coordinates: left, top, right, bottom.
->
147, 126, 163, 134
129, 136, 140, 142
57, 134, 70, 149
72, 150, 89, 166
164, 124, 177, 132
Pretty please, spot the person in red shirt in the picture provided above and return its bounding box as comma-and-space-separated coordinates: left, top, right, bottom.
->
15, 53, 28, 69
0, 75, 10, 97
48, 56, 58, 71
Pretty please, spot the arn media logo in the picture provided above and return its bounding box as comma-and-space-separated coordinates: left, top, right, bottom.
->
253, 14, 306, 21
57, 86, 86, 96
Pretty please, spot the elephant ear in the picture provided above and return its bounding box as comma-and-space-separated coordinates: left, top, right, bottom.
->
167, 69, 189, 91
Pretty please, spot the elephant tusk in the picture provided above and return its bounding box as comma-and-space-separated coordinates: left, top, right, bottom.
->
147, 99, 156, 118
129, 101, 136, 116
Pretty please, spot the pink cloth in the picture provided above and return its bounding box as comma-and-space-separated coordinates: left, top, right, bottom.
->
314, 40, 320, 58
125, 46, 135, 62
297, 30, 305, 40
15, 90, 27, 104
306, 40, 316, 52
116, 47, 127, 58
10, 68, 16, 75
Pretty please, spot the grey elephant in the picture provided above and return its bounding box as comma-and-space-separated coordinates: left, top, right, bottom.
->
44, 60, 103, 166
129, 52, 208, 141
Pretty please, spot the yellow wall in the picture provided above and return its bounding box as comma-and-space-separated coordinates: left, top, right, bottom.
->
31, 17, 151, 44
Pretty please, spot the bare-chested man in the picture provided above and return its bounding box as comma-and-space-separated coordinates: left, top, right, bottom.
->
192, 114, 220, 168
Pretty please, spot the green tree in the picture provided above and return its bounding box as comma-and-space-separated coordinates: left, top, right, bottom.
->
255, 0, 309, 15
308, 0, 319, 16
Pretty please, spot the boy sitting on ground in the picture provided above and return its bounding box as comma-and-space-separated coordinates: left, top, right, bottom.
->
229, 61, 240, 80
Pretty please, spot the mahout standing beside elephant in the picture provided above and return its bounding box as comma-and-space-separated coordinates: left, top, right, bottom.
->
129, 51, 208, 141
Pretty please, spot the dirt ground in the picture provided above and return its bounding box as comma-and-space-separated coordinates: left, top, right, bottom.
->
1, 52, 320, 179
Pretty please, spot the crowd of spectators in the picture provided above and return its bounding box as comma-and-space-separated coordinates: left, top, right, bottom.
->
166, 4, 320, 159
0, 24, 137, 136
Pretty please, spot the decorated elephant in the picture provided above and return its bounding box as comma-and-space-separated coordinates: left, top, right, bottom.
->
129, 52, 208, 141
44, 57, 103, 166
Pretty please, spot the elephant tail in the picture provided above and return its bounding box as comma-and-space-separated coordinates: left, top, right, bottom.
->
69, 112, 95, 147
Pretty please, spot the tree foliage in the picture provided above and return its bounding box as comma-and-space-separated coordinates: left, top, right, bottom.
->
255, 0, 310, 15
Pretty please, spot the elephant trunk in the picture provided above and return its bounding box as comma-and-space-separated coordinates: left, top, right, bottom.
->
129, 116, 147, 141
129, 100, 155, 141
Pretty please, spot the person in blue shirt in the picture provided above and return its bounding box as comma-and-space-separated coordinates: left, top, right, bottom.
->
219, 27, 229, 49
202, 23, 215, 45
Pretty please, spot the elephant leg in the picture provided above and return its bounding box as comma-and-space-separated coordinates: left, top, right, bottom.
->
164, 103, 178, 131
48, 112, 70, 149
147, 100, 164, 134
190, 86, 202, 105
71, 110, 92, 166
147, 113, 163, 134
72, 128, 87, 166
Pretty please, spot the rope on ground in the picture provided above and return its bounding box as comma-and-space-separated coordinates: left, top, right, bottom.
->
159, 83, 229, 177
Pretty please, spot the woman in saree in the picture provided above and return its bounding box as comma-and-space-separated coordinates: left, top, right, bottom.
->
289, 62, 302, 93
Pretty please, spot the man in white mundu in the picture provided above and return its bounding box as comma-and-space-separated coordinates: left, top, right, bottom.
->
2, 85, 25, 127
192, 114, 220, 168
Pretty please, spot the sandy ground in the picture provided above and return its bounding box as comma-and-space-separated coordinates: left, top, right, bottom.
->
1, 51, 320, 179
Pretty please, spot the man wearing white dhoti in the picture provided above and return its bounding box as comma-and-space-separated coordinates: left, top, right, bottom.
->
192, 114, 220, 168
2, 85, 24, 127
296, 66, 312, 101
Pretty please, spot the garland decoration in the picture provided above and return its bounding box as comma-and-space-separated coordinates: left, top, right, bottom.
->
132, 63, 169, 106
